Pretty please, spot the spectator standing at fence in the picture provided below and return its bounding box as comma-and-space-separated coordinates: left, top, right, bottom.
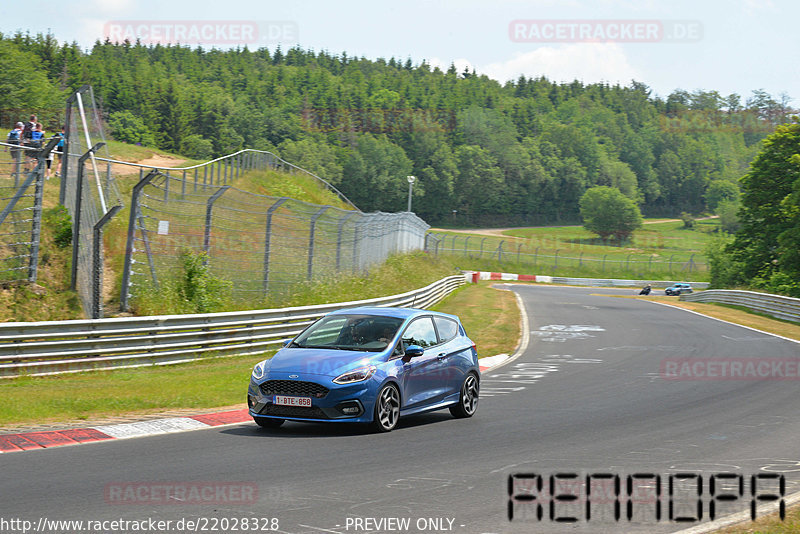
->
6, 122, 24, 171
25, 123, 45, 171
6, 121, 23, 147
53, 126, 65, 177
22, 114, 38, 145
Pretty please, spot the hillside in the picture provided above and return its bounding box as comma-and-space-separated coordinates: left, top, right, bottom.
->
0, 141, 356, 321
2, 33, 792, 226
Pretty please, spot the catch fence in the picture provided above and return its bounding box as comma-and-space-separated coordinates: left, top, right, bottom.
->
52, 86, 428, 319
117, 161, 428, 310
0, 139, 57, 285
428, 232, 708, 276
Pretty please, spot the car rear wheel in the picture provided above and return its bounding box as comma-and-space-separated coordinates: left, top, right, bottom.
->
253, 417, 284, 428
450, 372, 479, 418
373, 383, 401, 432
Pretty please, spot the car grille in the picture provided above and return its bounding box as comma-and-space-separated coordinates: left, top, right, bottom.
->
260, 380, 329, 398
260, 404, 329, 420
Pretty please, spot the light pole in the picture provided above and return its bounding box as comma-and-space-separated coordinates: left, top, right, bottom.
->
407, 175, 416, 212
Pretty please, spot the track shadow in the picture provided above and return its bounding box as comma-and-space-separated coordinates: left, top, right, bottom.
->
221, 411, 455, 439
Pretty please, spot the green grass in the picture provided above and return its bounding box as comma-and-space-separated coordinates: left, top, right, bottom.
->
432, 282, 519, 357
432, 218, 717, 281
236, 168, 353, 210
130, 251, 459, 315
0, 353, 258, 426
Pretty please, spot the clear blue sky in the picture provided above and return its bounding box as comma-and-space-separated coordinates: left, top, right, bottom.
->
2, 0, 797, 103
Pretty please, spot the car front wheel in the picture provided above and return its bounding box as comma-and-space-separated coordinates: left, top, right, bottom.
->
450, 372, 479, 418
373, 383, 401, 432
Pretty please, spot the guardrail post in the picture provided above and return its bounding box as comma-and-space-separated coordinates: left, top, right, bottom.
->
70, 142, 105, 291
262, 197, 289, 294
578, 251, 583, 268
121, 170, 160, 311
498, 240, 504, 262
336, 212, 356, 271
92, 205, 122, 318
517, 244, 522, 264
479, 237, 487, 258
308, 207, 330, 281
463, 236, 469, 257
554, 249, 560, 269
203, 186, 231, 258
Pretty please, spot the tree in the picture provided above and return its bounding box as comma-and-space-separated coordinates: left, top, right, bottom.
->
716, 199, 740, 233
724, 120, 800, 292
580, 186, 643, 241
705, 179, 739, 211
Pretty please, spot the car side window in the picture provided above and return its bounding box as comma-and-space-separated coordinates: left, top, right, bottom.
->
433, 317, 459, 343
401, 317, 438, 349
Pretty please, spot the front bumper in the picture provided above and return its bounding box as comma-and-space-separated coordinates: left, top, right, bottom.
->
248, 376, 375, 423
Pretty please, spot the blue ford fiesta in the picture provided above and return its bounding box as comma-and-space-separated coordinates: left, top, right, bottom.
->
247, 306, 480, 432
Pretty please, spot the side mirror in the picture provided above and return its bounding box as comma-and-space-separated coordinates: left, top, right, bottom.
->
405, 345, 424, 357
282, 339, 293, 348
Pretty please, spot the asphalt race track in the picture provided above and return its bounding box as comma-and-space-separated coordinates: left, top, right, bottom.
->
2, 285, 800, 534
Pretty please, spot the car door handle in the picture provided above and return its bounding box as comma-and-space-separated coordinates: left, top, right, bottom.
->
437, 353, 447, 361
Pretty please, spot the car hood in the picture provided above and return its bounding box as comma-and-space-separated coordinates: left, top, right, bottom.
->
268, 347, 384, 378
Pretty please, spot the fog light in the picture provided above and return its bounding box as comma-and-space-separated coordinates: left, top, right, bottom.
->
335, 400, 363, 417
247, 395, 257, 409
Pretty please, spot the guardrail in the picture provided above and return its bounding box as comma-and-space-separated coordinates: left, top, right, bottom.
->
680, 289, 800, 323
0, 274, 467, 378
467, 271, 710, 289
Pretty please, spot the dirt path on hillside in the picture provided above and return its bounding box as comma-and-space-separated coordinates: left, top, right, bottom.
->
110, 154, 188, 176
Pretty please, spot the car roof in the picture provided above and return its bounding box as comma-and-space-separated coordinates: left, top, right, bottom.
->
328, 306, 458, 321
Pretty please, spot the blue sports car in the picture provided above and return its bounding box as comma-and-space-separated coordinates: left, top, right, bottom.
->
247, 306, 480, 432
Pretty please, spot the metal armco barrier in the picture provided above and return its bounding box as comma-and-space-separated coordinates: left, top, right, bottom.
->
467, 271, 709, 289
680, 289, 800, 323
0, 274, 466, 378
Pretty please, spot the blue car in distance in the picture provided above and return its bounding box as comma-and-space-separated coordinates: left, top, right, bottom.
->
248, 306, 480, 432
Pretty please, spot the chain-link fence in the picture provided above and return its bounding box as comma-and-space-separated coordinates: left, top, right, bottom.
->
0, 140, 51, 284
41, 86, 429, 318
117, 155, 428, 310
62, 86, 123, 318
428, 232, 708, 276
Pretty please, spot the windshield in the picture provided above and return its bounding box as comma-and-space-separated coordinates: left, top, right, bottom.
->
292, 314, 404, 352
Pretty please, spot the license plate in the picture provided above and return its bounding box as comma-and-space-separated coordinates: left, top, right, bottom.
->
274, 395, 311, 407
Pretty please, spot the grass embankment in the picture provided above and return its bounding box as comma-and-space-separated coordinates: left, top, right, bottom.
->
433, 218, 717, 282
717, 507, 800, 533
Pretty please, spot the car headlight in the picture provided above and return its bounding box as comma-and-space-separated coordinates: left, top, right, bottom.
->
252, 360, 268, 380
333, 365, 377, 385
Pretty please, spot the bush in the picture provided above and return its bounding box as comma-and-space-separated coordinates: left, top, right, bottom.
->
175, 250, 232, 313
716, 199, 740, 233
180, 134, 214, 159
680, 212, 695, 229
579, 186, 643, 242
107, 111, 155, 146
43, 205, 72, 248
